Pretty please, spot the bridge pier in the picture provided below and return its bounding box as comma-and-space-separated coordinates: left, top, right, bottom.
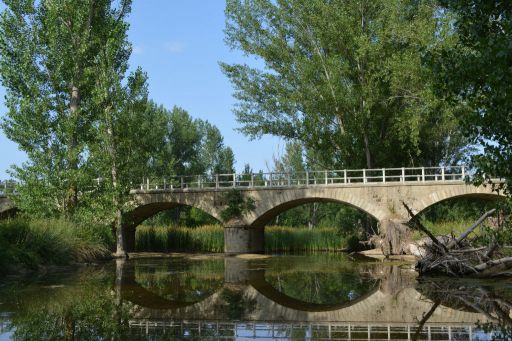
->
224, 226, 264, 254
124, 226, 136, 253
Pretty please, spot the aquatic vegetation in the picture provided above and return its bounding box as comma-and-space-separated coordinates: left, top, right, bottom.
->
0, 217, 111, 273
136, 225, 225, 252
135, 225, 356, 253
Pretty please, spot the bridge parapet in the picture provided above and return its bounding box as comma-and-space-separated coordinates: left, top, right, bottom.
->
133, 165, 469, 192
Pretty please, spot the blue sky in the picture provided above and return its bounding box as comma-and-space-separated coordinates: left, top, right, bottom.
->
0, 1, 283, 178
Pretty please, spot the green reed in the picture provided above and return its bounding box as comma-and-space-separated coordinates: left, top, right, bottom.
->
264, 226, 348, 252
135, 225, 351, 253
0, 217, 111, 273
136, 225, 225, 252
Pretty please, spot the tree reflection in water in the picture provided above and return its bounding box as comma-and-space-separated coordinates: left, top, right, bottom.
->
262, 254, 380, 305
416, 277, 512, 341
0, 255, 512, 340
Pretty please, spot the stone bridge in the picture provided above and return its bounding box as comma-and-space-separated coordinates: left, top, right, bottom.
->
0, 195, 16, 219
1, 167, 504, 253
126, 166, 503, 253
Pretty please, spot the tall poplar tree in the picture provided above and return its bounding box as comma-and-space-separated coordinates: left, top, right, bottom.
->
0, 0, 135, 217
222, 0, 471, 169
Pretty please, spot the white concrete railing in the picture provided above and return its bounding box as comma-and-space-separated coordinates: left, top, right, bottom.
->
0, 166, 472, 193
138, 165, 468, 191
128, 319, 479, 340
0, 180, 16, 196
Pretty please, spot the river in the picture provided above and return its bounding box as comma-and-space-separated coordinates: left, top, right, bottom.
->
0, 253, 511, 340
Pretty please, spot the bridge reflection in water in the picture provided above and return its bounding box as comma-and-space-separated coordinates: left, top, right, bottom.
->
116, 256, 501, 340
128, 320, 477, 340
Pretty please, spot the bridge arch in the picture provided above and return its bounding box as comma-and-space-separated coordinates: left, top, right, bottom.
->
245, 187, 389, 228
123, 193, 224, 252
410, 186, 504, 218
248, 197, 379, 229
124, 201, 222, 231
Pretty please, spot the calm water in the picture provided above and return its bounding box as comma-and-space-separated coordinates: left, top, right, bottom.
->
0, 253, 511, 340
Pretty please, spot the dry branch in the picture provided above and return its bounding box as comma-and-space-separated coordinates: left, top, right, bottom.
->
403, 202, 511, 277
446, 208, 496, 249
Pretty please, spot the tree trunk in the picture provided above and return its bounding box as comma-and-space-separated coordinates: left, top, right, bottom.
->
65, 85, 80, 214
364, 133, 373, 169
107, 119, 127, 258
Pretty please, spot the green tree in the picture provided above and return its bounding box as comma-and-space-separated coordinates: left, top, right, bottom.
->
430, 1, 512, 190
0, 0, 137, 217
222, 0, 470, 169
197, 120, 235, 175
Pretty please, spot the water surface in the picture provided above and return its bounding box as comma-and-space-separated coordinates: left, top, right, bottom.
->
0, 253, 511, 340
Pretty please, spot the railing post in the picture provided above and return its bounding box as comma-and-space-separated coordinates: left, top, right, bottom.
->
382, 168, 385, 183
441, 167, 445, 181
232, 173, 236, 187
325, 170, 328, 185
363, 169, 367, 184
421, 167, 425, 182
163, 179, 166, 190
250, 173, 254, 187
461, 165, 465, 180
147, 177, 150, 190
288, 172, 291, 186
215, 175, 219, 189
141, 178, 144, 190
344, 169, 347, 184
198, 175, 201, 188
306, 171, 309, 186
269, 172, 273, 187
181, 176, 184, 189
401, 167, 405, 183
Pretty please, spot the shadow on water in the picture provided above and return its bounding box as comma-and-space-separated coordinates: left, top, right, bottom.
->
1, 253, 512, 340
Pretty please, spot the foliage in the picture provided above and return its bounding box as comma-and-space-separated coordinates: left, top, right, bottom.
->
222, 0, 471, 169
265, 226, 356, 252
0, 0, 137, 217
220, 189, 256, 222
136, 225, 225, 253
219, 288, 257, 319
135, 224, 358, 253
0, 217, 111, 274
430, 1, 512, 191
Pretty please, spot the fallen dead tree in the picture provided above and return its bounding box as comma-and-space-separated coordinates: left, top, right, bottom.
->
403, 202, 512, 277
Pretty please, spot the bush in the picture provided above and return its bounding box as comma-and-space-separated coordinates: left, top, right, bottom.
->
0, 217, 111, 274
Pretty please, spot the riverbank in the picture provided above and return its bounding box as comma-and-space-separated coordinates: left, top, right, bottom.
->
0, 217, 474, 275
0, 218, 111, 275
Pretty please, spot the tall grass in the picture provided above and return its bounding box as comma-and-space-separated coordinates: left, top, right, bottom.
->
265, 226, 351, 252
0, 218, 111, 274
135, 225, 355, 253
412, 219, 475, 240
136, 225, 224, 252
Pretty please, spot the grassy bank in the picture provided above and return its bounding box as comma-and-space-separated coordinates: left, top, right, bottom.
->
0, 218, 112, 274
135, 225, 357, 253
413, 219, 476, 240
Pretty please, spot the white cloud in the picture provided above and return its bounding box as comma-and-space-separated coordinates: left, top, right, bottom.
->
164, 41, 185, 54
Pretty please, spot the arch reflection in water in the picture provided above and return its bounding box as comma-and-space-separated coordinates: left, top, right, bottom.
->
118, 254, 381, 315
2, 254, 512, 340
115, 254, 508, 340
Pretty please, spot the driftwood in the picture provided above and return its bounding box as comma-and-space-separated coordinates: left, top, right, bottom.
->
403, 202, 511, 277
416, 279, 512, 339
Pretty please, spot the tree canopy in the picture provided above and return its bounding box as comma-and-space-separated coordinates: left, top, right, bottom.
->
222, 0, 472, 169
430, 1, 512, 190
